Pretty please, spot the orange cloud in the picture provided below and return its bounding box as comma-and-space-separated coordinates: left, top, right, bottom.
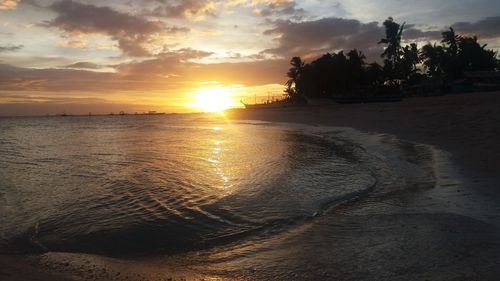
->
0, 0, 19, 10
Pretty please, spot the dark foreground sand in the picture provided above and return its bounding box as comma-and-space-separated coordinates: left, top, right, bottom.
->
2, 91, 500, 280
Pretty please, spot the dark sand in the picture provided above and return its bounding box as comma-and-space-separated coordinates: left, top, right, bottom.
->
2, 91, 500, 280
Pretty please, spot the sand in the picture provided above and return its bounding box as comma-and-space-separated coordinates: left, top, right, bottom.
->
2, 91, 500, 280
224, 91, 500, 280
228, 91, 500, 184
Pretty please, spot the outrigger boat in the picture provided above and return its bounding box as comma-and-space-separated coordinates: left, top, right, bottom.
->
240, 94, 292, 109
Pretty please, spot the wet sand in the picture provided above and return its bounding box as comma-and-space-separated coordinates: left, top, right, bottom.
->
224, 91, 500, 280
228, 91, 500, 183
2, 91, 500, 280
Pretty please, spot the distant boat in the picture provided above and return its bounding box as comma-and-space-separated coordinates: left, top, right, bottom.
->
142, 111, 166, 115
241, 94, 297, 109
241, 100, 290, 109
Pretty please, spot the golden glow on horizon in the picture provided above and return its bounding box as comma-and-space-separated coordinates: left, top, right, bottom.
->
192, 87, 238, 113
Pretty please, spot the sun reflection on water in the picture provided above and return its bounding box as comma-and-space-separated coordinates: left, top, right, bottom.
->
209, 127, 230, 190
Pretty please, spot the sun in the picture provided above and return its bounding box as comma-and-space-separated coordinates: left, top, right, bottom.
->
192, 87, 237, 113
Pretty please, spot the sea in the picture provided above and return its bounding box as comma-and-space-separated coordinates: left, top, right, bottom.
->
0, 113, 444, 280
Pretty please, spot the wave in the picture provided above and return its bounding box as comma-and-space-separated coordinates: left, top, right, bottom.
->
0, 117, 398, 257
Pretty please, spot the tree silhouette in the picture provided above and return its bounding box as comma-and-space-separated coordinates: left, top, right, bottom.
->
379, 17, 405, 81
365, 62, 385, 86
400, 43, 420, 82
285, 56, 305, 99
442, 27, 459, 56
420, 30, 498, 79
420, 43, 446, 77
289, 50, 378, 98
282, 17, 499, 101
458, 36, 498, 72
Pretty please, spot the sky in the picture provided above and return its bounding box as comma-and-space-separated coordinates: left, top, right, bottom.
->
0, 0, 499, 115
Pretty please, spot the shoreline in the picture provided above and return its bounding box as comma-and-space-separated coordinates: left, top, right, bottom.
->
227, 91, 500, 188
224, 92, 500, 279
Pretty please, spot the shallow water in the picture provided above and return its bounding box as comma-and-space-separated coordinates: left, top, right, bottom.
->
0, 114, 376, 256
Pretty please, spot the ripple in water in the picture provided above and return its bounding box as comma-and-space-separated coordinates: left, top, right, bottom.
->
0, 115, 375, 256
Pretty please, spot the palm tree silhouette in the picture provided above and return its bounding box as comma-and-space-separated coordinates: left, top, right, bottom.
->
379, 17, 405, 75
400, 43, 420, 81
441, 27, 460, 57
285, 56, 305, 99
420, 43, 445, 77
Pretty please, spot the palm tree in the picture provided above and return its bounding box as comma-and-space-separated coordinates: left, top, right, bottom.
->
458, 36, 498, 72
400, 43, 420, 81
379, 17, 406, 79
347, 49, 366, 69
420, 43, 445, 77
441, 27, 460, 56
285, 56, 304, 99
366, 62, 384, 86
347, 49, 367, 88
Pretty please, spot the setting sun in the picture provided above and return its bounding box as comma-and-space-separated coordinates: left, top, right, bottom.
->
192, 87, 238, 113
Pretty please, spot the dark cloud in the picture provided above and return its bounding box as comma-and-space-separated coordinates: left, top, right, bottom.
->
452, 16, 500, 39
0, 45, 23, 52
262, 18, 385, 60
403, 25, 442, 41
45, 0, 188, 56
261, 17, 471, 61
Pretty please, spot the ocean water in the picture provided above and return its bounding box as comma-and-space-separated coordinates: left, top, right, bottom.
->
0, 114, 377, 257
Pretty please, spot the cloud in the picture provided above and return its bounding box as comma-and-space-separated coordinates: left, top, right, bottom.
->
403, 25, 442, 41
261, 17, 463, 61
65, 62, 103, 69
252, 0, 305, 18
57, 39, 89, 49
116, 49, 287, 86
262, 17, 385, 60
0, 0, 19, 10
45, 0, 188, 56
116, 48, 215, 77
452, 16, 500, 39
0, 63, 114, 91
0, 44, 287, 95
0, 44, 23, 52
149, 0, 216, 19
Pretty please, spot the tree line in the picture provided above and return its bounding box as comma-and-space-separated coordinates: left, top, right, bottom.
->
285, 17, 499, 99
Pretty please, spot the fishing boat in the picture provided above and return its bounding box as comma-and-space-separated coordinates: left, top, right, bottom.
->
240, 93, 293, 109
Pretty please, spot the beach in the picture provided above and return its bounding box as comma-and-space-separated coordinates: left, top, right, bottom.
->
225, 91, 500, 280
2, 91, 500, 280
228, 91, 500, 182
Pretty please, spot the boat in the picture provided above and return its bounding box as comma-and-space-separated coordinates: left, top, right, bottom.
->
241, 100, 291, 109
241, 93, 296, 109
142, 111, 166, 115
